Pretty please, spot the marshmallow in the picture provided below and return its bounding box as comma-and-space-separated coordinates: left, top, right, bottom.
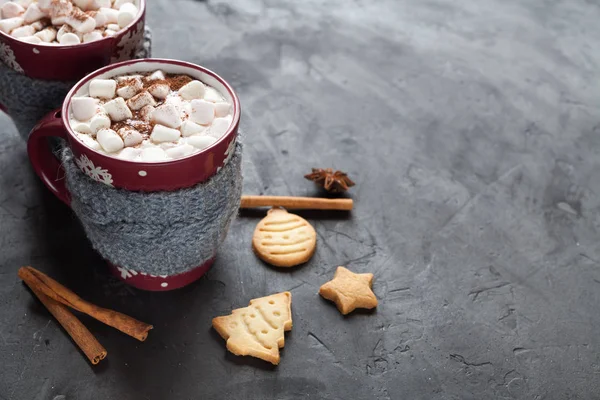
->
119, 2, 138, 13
105, 23, 119, 31
127, 91, 156, 110
165, 95, 182, 111
180, 120, 206, 137
98, 7, 118, 24
0, 17, 24, 33
18, 35, 41, 43
214, 102, 231, 118
87, 10, 107, 27
165, 144, 195, 159
37, 0, 52, 11
58, 32, 80, 45
117, 3, 137, 28
158, 142, 178, 151
189, 100, 215, 125
10, 24, 34, 37
97, 128, 124, 153
117, 147, 141, 161
139, 104, 154, 122
90, 113, 111, 133
51, 15, 69, 25
103, 97, 132, 121
104, 29, 116, 36
83, 30, 103, 42
72, 0, 92, 10
116, 75, 143, 89
71, 97, 98, 121
34, 27, 56, 42
78, 133, 102, 150
15, 0, 34, 7
116, 74, 142, 83
178, 80, 205, 100
148, 83, 169, 99
89, 79, 116, 99
116, 77, 142, 99
49, 0, 72, 19
150, 124, 181, 143
30, 20, 44, 30
1, 2, 25, 19
187, 135, 217, 150
211, 117, 231, 137
72, 122, 92, 134
66, 10, 96, 34
151, 103, 182, 129
140, 139, 154, 148
203, 87, 224, 103
141, 147, 167, 162
118, 127, 144, 147
181, 102, 192, 119
116, 74, 143, 82
56, 24, 73, 41
22, 3, 46, 23
148, 70, 165, 81
113, 0, 133, 9
91, 0, 111, 10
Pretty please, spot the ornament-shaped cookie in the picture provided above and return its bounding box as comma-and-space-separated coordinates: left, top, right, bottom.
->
252, 207, 317, 267
212, 292, 293, 365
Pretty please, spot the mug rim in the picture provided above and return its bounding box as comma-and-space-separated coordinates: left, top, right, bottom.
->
61, 58, 241, 167
0, 0, 146, 49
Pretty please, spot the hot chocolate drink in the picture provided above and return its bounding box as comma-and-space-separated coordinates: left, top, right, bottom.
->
0, 0, 140, 45
68, 70, 234, 162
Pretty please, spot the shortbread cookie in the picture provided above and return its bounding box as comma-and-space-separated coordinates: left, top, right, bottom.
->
212, 292, 292, 365
252, 208, 317, 267
319, 266, 378, 315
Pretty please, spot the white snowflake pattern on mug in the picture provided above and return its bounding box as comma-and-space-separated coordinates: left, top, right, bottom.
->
116, 266, 167, 280
111, 20, 144, 63
75, 154, 114, 186
0, 42, 24, 73
217, 137, 237, 173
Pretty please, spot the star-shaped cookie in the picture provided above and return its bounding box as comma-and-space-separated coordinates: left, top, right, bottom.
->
319, 266, 378, 315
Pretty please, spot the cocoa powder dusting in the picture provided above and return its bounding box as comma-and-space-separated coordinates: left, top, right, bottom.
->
117, 77, 137, 90
72, 10, 88, 22
107, 72, 196, 137
140, 73, 193, 90
142, 78, 168, 90
165, 74, 193, 91
39, 18, 52, 28
111, 121, 129, 133
111, 110, 154, 136
134, 122, 154, 136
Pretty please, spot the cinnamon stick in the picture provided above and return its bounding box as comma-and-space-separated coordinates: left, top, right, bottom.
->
240, 195, 353, 211
18, 267, 152, 342
25, 283, 107, 365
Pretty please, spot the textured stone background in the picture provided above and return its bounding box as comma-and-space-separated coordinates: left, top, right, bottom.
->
1, 0, 600, 399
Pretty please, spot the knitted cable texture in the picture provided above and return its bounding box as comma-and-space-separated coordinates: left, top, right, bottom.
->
61, 142, 243, 276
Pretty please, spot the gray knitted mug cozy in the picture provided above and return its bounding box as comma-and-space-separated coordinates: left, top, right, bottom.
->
61, 142, 243, 277
0, 27, 152, 140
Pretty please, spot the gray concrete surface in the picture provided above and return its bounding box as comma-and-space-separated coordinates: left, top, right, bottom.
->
1, 0, 600, 399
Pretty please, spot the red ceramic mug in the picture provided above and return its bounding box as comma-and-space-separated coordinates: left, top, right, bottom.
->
0, 0, 146, 80
27, 58, 241, 291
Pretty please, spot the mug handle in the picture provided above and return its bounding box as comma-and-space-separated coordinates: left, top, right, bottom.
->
0, 102, 7, 114
27, 109, 71, 206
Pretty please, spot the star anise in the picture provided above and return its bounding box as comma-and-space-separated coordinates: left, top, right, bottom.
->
304, 168, 355, 193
